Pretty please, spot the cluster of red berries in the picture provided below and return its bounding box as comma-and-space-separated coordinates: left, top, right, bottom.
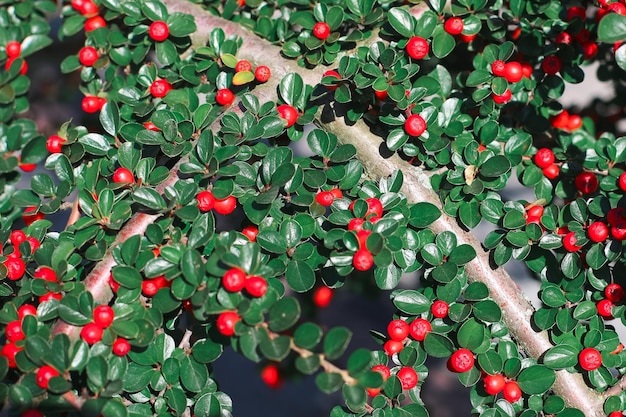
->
1, 304, 36, 367
234, 59, 271, 83
348, 197, 386, 271
315, 188, 342, 207
491, 59, 531, 83
482, 373, 522, 402
367, 363, 418, 395
221, 267, 268, 298
141, 275, 171, 297
550, 109, 583, 132
533, 148, 560, 179
552, 6, 598, 60
71, 0, 107, 32
597, 283, 624, 319
196, 190, 237, 215
80, 305, 113, 344
5, 40, 27, 75
3, 230, 41, 282
383, 317, 433, 356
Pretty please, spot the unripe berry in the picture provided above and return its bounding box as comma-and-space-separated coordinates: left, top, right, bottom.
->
149, 21, 169, 42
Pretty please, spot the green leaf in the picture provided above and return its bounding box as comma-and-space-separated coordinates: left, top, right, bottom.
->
423, 333, 454, 358
279, 73, 304, 107
79, 133, 111, 155
268, 297, 300, 332
392, 289, 431, 315
180, 356, 209, 392
448, 244, 476, 265
598, 13, 626, 43
543, 345, 579, 370
457, 318, 485, 351
388, 8, 415, 38
285, 260, 315, 293
323, 327, 352, 360
432, 31, 455, 59
409, 202, 441, 228
480, 155, 511, 177
260, 335, 291, 361
517, 365, 556, 394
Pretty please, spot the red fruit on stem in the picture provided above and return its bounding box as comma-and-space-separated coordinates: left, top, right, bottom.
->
79, 0, 99, 16
563, 231, 583, 252
11, 230, 26, 246
222, 268, 246, 292
34, 266, 57, 282
406, 36, 429, 59
575, 171, 599, 194
444, 17, 464, 35
78, 46, 98, 66
242, 225, 259, 242
216, 311, 240, 336
5, 320, 24, 342
404, 114, 427, 136
503, 381, 522, 402
526, 205, 544, 219
4, 257, 25, 281
316, 191, 335, 206
81, 322, 104, 344
36, 365, 60, 389
541, 55, 562, 75
353, 249, 374, 271
618, 172, 626, 192
216, 88, 235, 106
19, 162, 36, 172
503, 62, 523, 83
383, 339, 403, 356
46, 135, 65, 153
365, 197, 384, 217
579, 347, 602, 370
112, 167, 134, 184
323, 70, 341, 91
567, 6, 586, 21
555, 32, 572, 44
491, 60, 506, 77
1, 342, 21, 368
18, 304, 37, 320
492, 89, 512, 104
39, 292, 62, 303
245, 275, 268, 298
605, 283, 624, 303
84, 16, 106, 32
397, 367, 418, 390
254, 65, 271, 83
348, 218, 365, 232
567, 114, 583, 131
312, 286, 333, 308
312, 22, 331, 40
235, 60, 252, 73
82, 95, 103, 113
588, 221, 609, 243
277, 104, 298, 127
261, 363, 282, 389
597, 299, 614, 318
149, 21, 169, 42
448, 348, 475, 372
409, 318, 432, 341
357, 229, 371, 248
6, 41, 21, 58
93, 305, 115, 328
25, 237, 40, 254
150, 79, 172, 98
431, 300, 449, 318
141, 275, 169, 297
534, 148, 555, 169
330, 188, 343, 199
143, 121, 160, 131
483, 374, 506, 395
581, 41, 598, 60
387, 319, 409, 342
214, 195, 237, 215
112, 337, 131, 356
542, 163, 560, 179
22, 207, 44, 226
196, 190, 215, 212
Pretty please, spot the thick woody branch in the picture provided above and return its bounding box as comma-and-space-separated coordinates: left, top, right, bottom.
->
158, 1, 606, 415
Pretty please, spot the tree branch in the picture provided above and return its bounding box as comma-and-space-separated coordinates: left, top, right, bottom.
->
157, 1, 607, 415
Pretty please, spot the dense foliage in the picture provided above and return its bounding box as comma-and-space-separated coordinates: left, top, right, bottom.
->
3, 0, 626, 416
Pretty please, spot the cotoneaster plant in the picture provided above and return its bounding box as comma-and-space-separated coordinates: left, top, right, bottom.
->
4, 1, 626, 417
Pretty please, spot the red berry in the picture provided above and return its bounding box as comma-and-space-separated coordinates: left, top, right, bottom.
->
330, 189, 343, 199
214, 195, 237, 215
372, 364, 391, 380
46, 135, 65, 153
277, 104, 298, 127
196, 190, 215, 212
374, 89, 388, 101
245, 275, 268, 298
575, 171, 599, 194
483, 374, 506, 395
597, 299, 614, 318
316, 191, 335, 206
143, 121, 160, 131
93, 305, 114, 328
397, 367, 418, 390
609, 2, 626, 15
149, 21, 169, 42
491, 60, 506, 77
81, 322, 103, 344
1, 342, 21, 368
541, 55, 562, 75
6, 41, 21, 58
357, 229, 371, 249
431, 300, 449, 318
588, 221, 609, 243
448, 348, 475, 373
605, 283, 624, 303
409, 318, 432, 341
404, 114, 427, 136
492, 89, 512, 104
348, 218, 365, 232
503, 62, 523, 83
112, 167, 134, 184
608, 208, 626, 226
235, 60, 252, 73
34, 266, 57, 282
216, 311, 240, 336
563, 231, 583, 252
503, 381, 522, 402
222, 268, 246, 292
78, 0, 99, 16
556, 32, 572, 44
534, 148, 555, 169
581, 41, 598, 60
5, 320, 25, 342
567, 114, 583, 131
261, 363, 282, 389
312, 22, 331, 40
406, 36, 429, 59
254, 65, 271, 83
78, 46, 98, 66
112, 337, 131, 356
11, 230, 26, 246
39, 292, 62, 303
383, 339, 403, 356
142, 275, 169, 297
25, 237, 40, 254
542, 163, 560, 179
242, 225, 259, 242
150, 79, 172, 98
36, 365, 60, 389
18, 304, 37, 320
567, 6, 586, 21
579, 347, 602, 370
323, 70, 341, 90
312, 286, 333, 308
216, 88, 235, 106
82, 95, 103, 113
84, 16, 106, 32
5, 57, 27, 74
353, 249, 374, 271
387, 319, 409, 342
4, 257, 25, 281
22, 207, 45, 226
444, 17, 464, 35
526, 205, 544, 219
365, 198, 383, 217
19, 162, 36, 172
459, 33, 477, 43
608, 412, 623, 417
